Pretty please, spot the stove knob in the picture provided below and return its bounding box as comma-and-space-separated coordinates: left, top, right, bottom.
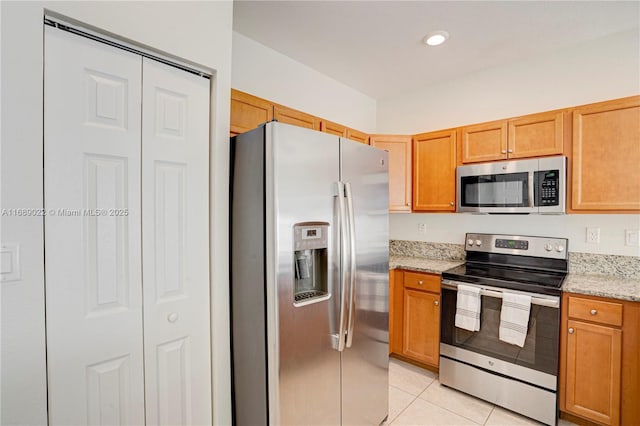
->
555, 245, 564, 253
467, 239, 474, 246
475, 240, 482, 247
544, 243, 553, 251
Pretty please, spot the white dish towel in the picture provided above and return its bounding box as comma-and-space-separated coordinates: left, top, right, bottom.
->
455, 284, 481, 331
499, 292, 532, 347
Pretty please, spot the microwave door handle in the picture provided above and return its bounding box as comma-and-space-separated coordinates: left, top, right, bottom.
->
528, 173, 535, 208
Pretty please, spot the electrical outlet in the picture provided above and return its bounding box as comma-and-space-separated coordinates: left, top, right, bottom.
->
586, 227, 600, 244
625, 229, 640, 247
418, 223, 427, 234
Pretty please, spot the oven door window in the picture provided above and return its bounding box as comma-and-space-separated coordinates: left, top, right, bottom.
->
441, 288, 559, 375
461, 172, 529, 207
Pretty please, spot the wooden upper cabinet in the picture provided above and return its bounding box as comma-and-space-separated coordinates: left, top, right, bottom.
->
370, 135, 412, 212
508, 110, 564, 159
320, 119, 346, 137
346, 128, 370, 145
461, 120, 508, 163
461, 111, 564, 163
273, 104, 319, 130
230, 89, 273, 136
571, 96, 640, 211
413, 129, 457, 211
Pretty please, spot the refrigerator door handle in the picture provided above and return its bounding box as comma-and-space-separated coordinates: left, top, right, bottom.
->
345, 182, 357, 348
334, 181, 348, 352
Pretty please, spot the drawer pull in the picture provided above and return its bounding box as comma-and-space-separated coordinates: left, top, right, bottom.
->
590, 309, 597, 315
418, 280, 423, 285
568, 328, 574, 334
434, 300, 439, 306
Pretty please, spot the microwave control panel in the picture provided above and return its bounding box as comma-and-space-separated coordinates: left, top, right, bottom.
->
536, 170, 560, 206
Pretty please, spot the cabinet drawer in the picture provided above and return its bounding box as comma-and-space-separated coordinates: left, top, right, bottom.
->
567, 296, 623, 327
403, 272, 440, 293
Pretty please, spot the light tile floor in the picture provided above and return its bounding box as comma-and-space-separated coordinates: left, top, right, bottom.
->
387, 358, 577, 426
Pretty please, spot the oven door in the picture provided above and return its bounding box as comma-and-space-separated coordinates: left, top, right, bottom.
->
440, 280, 560, 384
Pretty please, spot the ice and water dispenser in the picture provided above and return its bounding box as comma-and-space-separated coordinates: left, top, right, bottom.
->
293, 222, 329, 305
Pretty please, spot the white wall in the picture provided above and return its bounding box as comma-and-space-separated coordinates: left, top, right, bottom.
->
391, 214, 640, 257
232, 31, 377, 133
380, 28, 640, 257
377, 28, 640, 134
0, 2, 233, 425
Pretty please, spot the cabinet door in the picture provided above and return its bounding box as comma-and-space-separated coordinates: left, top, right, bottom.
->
461, 120, 508, 163
571, 97, 640, 210
320, 119, 346, 137
403, 289, 440, 367
370, 135, 412, 212
346, 128, 370, 145
273, 104, 319, 130
413, 130, 456, 211
230, 89, 273, 135
508, 110, 564, 159
565, 319, 621, 426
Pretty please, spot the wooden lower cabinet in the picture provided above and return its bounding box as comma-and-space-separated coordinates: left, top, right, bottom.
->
560, 293, 640, 426
564, 319, 621, 425
403, 289, 440, 367
389, 269, 440, 369
389, 270, 404, 354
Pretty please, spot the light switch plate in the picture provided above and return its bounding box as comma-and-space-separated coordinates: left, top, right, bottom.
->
0, 243, 21, 282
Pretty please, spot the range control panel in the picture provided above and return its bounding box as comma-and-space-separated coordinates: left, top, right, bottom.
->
495, 239, 529, 250
465, 233, 568, 260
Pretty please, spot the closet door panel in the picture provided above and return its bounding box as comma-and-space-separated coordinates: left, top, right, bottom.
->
141, 58, 211, 425
44, 27, 145, 425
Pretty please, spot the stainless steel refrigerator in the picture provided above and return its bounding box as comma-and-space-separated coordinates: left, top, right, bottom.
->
230, 122, 389, 425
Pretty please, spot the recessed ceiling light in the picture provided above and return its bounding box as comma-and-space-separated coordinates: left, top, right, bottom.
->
423, 31, 449, 46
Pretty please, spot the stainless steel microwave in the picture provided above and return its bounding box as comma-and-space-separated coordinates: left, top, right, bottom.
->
457, 156, 566, 214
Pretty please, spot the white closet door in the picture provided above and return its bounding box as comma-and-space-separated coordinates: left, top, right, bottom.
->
44, 27, 145, 425
141, 58, 211, 425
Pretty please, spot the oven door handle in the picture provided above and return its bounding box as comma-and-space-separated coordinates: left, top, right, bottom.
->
441, 280, 560, 308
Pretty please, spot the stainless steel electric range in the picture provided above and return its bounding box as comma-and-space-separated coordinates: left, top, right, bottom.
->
440, 233, 568, 426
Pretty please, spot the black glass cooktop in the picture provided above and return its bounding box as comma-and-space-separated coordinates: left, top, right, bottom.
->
442, 262, 566, 296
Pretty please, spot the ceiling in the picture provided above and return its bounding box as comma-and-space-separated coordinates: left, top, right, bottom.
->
233, 1, 640, 100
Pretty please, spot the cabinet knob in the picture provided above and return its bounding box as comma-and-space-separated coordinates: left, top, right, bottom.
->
568, 328, 574, 334
418, 280, 423, 285
590, 309, 597, 315
501, 150, 507, 154
449, 202, 454, 206
508, 149, 513, 153
167, 313, 179, 323
434, 300, 439, 306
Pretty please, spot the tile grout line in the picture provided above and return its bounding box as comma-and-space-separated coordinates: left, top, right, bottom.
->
417, 379, 493, 426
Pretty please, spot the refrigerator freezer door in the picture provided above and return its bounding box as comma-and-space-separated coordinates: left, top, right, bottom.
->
340, 139, 390, 425
269, 123, 342, 425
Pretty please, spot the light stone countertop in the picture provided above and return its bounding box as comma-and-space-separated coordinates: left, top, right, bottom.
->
390, 254, 640, 303
389, 255, 463, 275
562, 273, 640, 303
